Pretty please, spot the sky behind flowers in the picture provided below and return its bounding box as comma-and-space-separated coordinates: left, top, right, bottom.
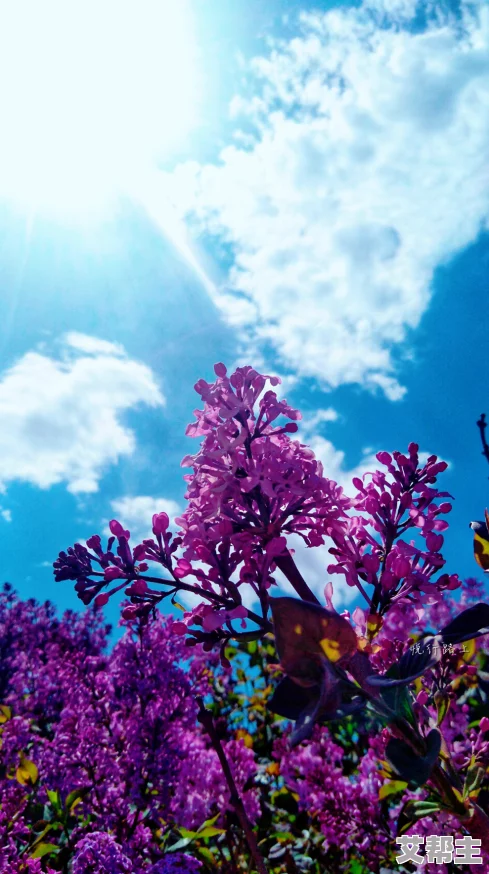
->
0, 0, 488, 625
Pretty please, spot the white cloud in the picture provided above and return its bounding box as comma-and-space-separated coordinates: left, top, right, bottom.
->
269, 434, 379, 607
176, 533, 356, 613
297, 406, 378, 495
63, 332, 126, 357
106, 495, 181, 542
307, 436, 452, 493
275, 532, 357, 609
363, 0, 419, 19
0, 334, 164, 494
164, 1, 489, 399
300, 407, 339, 436
306, 435, 378, 495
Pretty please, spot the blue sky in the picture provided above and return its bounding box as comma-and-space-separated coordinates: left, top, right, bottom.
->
0, 0, 488, 631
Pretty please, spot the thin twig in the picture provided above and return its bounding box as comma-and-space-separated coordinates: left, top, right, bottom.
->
224, 819, 241, 874
197, 698, 269, 874
477, 413, 489, 471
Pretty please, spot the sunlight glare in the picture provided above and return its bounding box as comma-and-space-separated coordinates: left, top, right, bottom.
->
134, 170, 215, 295
0, 0, 199, 216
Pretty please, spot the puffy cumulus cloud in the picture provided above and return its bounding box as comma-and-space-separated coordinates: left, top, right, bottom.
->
165, 1, 489, 399
0, 334, 164, 494
306, 435, 379, 496
298, 406, 379, 495
300, 407, 339, 432
301, 424, 451, 495
106, 495, 181, 542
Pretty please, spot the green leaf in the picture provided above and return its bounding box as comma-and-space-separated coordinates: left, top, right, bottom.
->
65, 788, 88, 813
197, 826, 225, 838
30, 842, 59, 859
46, 790, 61, 811
441, 600, 489, 644
166, 837, 193, 853
198, 813, 221, 830
349, 860, 367, 874
378, 779, 408, 800
196, 846, 217, 865
411, 800, 441, 816
397, 801, 416, 835
0, 704, 11, 724
269, 830, 295, 842
178, 828, 199, 840
464, 764, 485, 798
434, 691, 450, 726
30, 824, 54, 847
178, 815, 225, 841
397, 798, 441, 834
369, 640, 441, 689
16, 754, 38, 786
380, 678, 415, 725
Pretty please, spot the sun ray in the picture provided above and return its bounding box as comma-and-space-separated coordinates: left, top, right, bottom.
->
133, 171, 216, 296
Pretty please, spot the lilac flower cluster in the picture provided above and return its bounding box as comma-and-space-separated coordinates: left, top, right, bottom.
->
50, 363, 489, 865
54, 364, 350, 650
329, 444, 458, 612
275, 728, 390, 868
323, 443, 462, 670
72, 833, 203, 874
0, 586, 259, 872
55, 368, 461, 662
172, 735, 260, 829
72, 833, 133, 874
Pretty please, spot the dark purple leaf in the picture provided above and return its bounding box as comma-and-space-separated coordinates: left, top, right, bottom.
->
268, 677, 319, 721
386, 728, 441, 787
270, 597, 358, 685
368, 636, 442, 688
269, 671, 367, 747
441, 603, 489, 644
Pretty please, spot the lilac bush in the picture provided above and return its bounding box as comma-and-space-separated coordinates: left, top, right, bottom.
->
0, 586, 258, 872
53, 365, 489, 860
1, 579, 489, 871
3, 362, 489, 871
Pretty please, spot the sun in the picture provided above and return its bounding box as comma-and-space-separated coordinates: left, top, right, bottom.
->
0, 0, 199, 217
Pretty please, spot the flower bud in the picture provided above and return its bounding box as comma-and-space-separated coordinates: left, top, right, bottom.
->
152, 512, 170, 535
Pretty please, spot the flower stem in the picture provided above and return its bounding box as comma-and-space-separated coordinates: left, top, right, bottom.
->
197, 698, 269, 874
274, 550, 320, 604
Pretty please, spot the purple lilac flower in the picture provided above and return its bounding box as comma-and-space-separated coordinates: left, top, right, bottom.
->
149, 856, 202, 872
72, 833, 133, 873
